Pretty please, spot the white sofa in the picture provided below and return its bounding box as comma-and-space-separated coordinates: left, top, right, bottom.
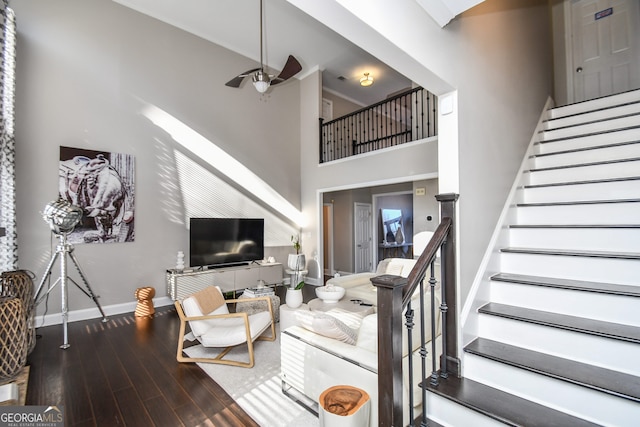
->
325, 258, 418, 304
280, 285, 441, 427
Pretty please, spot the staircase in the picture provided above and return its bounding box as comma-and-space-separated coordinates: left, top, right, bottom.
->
425, 89, 640, 426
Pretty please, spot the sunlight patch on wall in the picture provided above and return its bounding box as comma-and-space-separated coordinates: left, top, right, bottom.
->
141, 104, 304, 228
173, 150, 297, 246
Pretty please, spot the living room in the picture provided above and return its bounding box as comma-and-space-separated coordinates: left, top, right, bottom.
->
2, 0, 561, 424
6, 0, 554, 327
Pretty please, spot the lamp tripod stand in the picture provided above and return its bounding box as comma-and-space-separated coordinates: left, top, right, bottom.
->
34, 232, 108, 349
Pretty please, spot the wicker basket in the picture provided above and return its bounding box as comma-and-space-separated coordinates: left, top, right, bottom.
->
0, 271, 35, 354
0, 297, 27, 382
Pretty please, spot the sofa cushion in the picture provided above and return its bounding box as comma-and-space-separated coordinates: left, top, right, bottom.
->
295, 310, 359, 345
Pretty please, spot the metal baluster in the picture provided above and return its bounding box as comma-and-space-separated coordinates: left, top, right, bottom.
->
439, 246, 449, 379
429, 259, 439, 386
418, 276, 429, 427
405, 301, 415, 426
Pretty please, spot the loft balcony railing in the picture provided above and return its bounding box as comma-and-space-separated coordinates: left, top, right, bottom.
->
319, 87, 438, 163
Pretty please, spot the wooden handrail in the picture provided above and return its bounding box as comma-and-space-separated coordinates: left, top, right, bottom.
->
402, 217, 452, 307
373, 193, 459, 426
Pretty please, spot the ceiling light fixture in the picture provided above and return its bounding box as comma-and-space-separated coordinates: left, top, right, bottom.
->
252, 69, 270, 93
360, 72, 374, 87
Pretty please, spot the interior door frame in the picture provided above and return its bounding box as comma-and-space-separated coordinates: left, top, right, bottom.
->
353, 202, 373, 273
322, 202, 334, 277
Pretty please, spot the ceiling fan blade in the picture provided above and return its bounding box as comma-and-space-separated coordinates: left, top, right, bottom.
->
225, 68, 261, 88
270, 55, 302, 85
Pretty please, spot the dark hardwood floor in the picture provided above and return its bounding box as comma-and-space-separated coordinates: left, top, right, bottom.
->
25, 285, 318, 427
26, 305, 258, 427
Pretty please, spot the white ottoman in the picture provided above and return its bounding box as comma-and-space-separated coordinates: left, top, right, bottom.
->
279, 303, 309, 331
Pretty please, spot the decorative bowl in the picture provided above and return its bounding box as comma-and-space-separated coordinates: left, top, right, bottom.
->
315, 285, 345, 303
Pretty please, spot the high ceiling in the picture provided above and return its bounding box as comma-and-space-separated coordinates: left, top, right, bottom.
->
112, 0, 482, 106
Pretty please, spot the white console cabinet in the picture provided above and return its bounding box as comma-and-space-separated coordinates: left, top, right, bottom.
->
166, 262, 283, 300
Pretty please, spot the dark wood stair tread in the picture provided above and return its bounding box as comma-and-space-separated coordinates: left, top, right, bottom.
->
532, 140, 640, 159
540, 112, 640, 133
516, 198, 640, 207
478, 302, 640, 343
425, 375, 600, 427
510, 224, 640, 229
539, 124, 640, 144
465, 338, 640, 402
490, 273, 640, 298
500, 247, 640, 260
528, 156, 640, 172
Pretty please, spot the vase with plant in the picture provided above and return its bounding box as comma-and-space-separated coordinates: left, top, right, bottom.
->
285, 278, 304, 308
287, 234, 305, 273
286, 234, 305, 308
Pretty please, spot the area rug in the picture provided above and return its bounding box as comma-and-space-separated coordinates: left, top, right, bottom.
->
184, 328, 319, 427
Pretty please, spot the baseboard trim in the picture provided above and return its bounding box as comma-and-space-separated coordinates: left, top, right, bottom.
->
34, 296, 174, 327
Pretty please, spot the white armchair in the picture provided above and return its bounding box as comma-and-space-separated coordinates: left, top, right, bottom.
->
174, 286, 276, 368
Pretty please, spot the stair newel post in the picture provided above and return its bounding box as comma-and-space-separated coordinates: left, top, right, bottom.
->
372, 273, 407, 427
435, 193, 461, 377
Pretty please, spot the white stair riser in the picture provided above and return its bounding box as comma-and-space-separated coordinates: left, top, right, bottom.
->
528, 161, 640, 185
464, 354, 640, 427
490, 281, 640, 327
533, 143, 640, 169
500, 252, 640, 285
550, 90, 640, 119
541, 115, 640, 141
520, 180, 640, 203
535, 127, 640, 155
545, 102, 640, 129
478, 315, 640, 375
516, 202, 640, 225
508, 227, 640, 252
425, 393, 506, 427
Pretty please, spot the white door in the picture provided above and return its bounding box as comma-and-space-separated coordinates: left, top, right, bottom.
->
323, 203, 334, 277
354, 203, 373, 273
571, 0, 640, 102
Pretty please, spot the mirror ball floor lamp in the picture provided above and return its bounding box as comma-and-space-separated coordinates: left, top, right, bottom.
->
33, 198, 108, 349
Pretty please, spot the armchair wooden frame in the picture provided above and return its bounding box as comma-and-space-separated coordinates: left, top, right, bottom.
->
174, 295, 276, 368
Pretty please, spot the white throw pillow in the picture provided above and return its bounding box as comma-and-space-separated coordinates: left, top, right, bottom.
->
295, 310, 358, 345
324, 307, 371, 330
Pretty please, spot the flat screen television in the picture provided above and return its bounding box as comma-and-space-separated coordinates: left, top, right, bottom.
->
189, 218, 264, 268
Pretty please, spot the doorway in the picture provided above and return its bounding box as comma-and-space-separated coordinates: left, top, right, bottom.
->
322, 203, 334, 278
354, 203, 373, 273
570, 0, 640, 101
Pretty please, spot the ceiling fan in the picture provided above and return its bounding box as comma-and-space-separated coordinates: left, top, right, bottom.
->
225, 0, 302, 93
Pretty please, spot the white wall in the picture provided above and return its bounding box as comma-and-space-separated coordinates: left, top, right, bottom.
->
13, 0, 301, 321
292, 0, 553, 302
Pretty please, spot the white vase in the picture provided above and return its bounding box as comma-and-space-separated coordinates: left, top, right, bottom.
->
285, 288, 303, 309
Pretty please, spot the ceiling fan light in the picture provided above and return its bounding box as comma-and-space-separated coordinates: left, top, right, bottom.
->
360, 72, 374, 87
253, 80, 270, 93
252, 70, 270, 93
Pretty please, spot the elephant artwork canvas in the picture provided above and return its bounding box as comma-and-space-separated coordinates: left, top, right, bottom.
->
58, 146, 135, 244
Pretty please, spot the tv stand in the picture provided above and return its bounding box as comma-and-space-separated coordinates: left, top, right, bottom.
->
166, 262, 282, 300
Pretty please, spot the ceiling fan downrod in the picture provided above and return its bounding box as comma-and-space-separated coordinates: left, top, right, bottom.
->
252, 0, 270, 93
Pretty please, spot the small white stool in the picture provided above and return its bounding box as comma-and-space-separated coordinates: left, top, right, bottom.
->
279, 303, 308, 331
